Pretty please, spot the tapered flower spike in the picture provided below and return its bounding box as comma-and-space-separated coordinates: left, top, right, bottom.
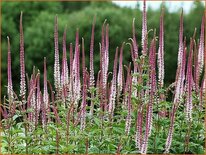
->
125, 63, 132, 135
142, 0, 148, 55
80, 38, 87, 130
20, 11, 26, 101
177, 9, 184, 66
196, 14, 205, 84
36, 73, 41, 126
61, 26, 69, 87
89, 16, 96, 115
158, 8, 165, 88
43, 57, 49, 114
185, 38, 194, 122
89, 15, 96, 88
69, 43, 73, 102
117, 42, 124, 93
141, 36, 157, 154
164, 39, 187, 153
105, 24, 109, 73
7, 36, 13, 102
108, 47, 119, 115
132, 18, 138, 58
100, 20, 109, 111
54, 15, 61, 96
73, 29, 81, 106
61, 27, 69, 103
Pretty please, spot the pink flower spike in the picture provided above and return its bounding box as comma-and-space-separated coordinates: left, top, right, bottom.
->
43, 58, 49, 113
69, 43, 74, 102
132, 18, 138, 58
158, 8, 165, 88
196, 14, 205, 83
80, 38, 87, 130
36, 73, 41, 126
61, 26, 69, 87
165, 38, 187, 154
7, 36, 13, 102
142, 0, 148, 55
108, 47, 119, 115
177, 9, 184, 66
185, 38, 194, 122
19, 12, 26, 101
54, 15, 61, 95
125, 64, 132, 135
141, 36, 157, 154
73, 29, 81, 105
117, 42, 124, 93
89, 16, 96, 88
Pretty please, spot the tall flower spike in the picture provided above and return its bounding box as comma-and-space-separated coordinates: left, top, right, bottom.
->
142, 0, 148, 55
196, 14, 205, 83
43, 58, 49, 113
108, 47, 118, 115
36, 73, 41, 126
100, 20, 108, 111
158, 8, 165, 88
54, 15, 61, 95
73, 29, 81, 106
61, 26, 69, 87
164, 40, 187, 153
125, 64, 132, 135
20, 12, 26, 101
69, 43, 73, 102
89, 16, 96, 115
61, 27, 69, 103
141, 37, 156, 154
105, 24, 109, 76
7, 36, 13, 102
177, 9, 184, 66
185, 38, 194, 121
89, 15, 96, 88
80, 38, 87, 130
132, 18, 138, 58
117, 42, 124, 93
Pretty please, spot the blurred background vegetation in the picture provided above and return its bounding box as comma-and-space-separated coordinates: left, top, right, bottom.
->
1, 1, 204, 98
